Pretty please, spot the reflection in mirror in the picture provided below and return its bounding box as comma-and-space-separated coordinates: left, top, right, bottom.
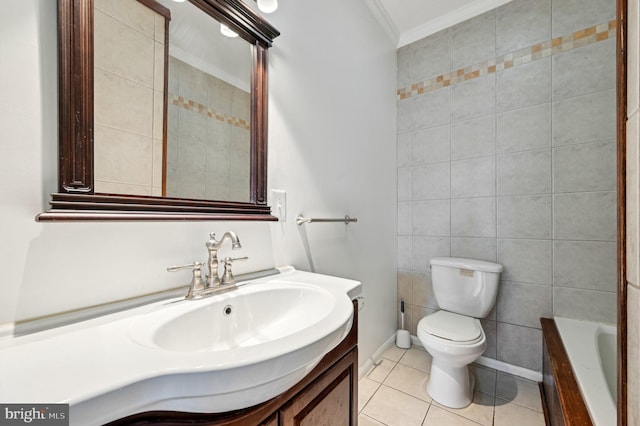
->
93, 0, 168, 197
164, 0, 252, 202
93, 0, 252, 202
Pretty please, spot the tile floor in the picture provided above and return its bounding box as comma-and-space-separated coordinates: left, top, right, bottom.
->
359, 345, 546, 426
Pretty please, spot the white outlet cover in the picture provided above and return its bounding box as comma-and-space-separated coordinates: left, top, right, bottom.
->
271, 189, 286, 221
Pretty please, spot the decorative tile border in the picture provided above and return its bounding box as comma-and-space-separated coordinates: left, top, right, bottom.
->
170, 94, 250, 130
397, 20, 617, 101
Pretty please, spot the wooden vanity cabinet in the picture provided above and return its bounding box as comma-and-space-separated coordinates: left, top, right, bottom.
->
279, 350, 357, 425
108, 301, 359, 426
260, 414, 278, 426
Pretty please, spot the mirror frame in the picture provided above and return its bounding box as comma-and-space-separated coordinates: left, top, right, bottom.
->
37, 0, 279, 221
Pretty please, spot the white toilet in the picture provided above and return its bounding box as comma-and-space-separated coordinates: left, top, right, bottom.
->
417, 257, 503, 409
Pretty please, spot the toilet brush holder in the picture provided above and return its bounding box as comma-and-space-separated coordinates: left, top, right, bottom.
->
396, 329, 410, 349
396, 299, 411, 349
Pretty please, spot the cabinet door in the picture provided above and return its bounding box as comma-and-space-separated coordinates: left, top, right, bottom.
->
261, 413, 278, 426
279, 349, 357, 426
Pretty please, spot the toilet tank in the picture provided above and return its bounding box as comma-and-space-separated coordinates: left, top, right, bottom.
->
430, 257, 503, 318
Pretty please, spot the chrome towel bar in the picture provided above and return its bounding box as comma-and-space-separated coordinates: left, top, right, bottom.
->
296, 214, 358, 226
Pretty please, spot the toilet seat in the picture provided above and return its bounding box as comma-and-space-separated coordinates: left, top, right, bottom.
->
418, 311, 482, 343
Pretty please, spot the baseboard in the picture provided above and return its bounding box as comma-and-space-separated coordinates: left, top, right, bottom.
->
358, 333, 396, 378
475, 356, 543, 382
409, 335, 543, 382
0, 322, 15, 340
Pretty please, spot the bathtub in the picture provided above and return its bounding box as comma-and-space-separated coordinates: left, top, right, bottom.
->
554, 317, 617, 426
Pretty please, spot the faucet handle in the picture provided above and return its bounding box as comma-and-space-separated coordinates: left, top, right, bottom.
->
167, 261, 206, 299
167, 262, 203, 272
220, 256, 248, 286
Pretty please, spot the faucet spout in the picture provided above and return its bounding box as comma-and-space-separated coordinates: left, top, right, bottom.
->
206, 231, 242, 250
205, 231, 242, 287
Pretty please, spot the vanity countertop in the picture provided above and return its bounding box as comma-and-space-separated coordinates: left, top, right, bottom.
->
0, 267, 361, 426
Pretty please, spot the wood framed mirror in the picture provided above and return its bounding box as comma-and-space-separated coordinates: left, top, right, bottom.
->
37, 0, 279, 221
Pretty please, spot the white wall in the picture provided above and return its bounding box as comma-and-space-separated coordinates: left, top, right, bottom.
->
265, 0, 398, 363
0, 0, 397, 368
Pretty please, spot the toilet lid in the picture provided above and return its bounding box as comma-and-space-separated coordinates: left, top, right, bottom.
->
419, 311, 482, 342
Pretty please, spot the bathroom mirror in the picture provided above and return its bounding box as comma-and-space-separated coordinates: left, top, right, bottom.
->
38, 0, 279, 221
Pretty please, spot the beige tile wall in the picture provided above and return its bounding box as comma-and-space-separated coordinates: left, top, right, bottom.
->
397, 21, 616, 101
93, 0, 165, 196
396, 0, 618, 373
166, 57, 251, 202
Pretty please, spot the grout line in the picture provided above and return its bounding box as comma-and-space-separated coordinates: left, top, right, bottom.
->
550, 86, 617, 103
551, 94, 556, 319
358, 379, 382, 416
94, 64, 157, 91
448, 61, 453, 259
378, 382, 433, 405
495, 396, 545, 414
494, 16, 499, 265
94, 6, 160, 43
550, 0, 557, 320
422, 403, 432, 424
358, 413, 389, 425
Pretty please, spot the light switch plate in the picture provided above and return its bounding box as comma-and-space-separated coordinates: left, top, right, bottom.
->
271, 189, 286, 221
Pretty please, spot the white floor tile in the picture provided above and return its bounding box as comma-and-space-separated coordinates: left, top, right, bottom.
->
361, 385, 430, 426
494, 397, 546, 426
366, 358, 396, 383
383, 363, 432, 402
359, 345, 545, 426
359, 377, 382, 412
423, 405, 482, 426
433, 391, 495, 426
399, 347, 432, 373
358, 413, 386, 426
470, 364, 497, 396
382, 344, 408, 362
495, 371, 543, 412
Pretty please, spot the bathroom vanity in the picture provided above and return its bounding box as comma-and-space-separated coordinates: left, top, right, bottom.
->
108, 300, 359, 426
0, 268, 361, 425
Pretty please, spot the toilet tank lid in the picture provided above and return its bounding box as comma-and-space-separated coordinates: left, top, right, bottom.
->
430, 257, 503, 273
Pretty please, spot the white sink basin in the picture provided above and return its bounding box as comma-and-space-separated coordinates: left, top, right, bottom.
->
131, 281, 339, 353
121, 276, 355, 417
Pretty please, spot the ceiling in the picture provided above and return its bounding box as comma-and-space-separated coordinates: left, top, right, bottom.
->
363, 0, 513, 47
158, 0, 251, 91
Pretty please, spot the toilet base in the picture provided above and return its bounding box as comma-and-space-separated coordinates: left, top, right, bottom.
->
426, 358, 475, 408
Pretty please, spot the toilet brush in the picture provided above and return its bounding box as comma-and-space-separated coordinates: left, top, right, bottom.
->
396, 298, 411, 349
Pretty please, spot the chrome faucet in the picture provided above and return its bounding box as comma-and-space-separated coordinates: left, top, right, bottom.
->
205, 231, 242, 287
168, 231, 244, 300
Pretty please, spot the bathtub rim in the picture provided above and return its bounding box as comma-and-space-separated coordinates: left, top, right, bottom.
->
541, 318, 592, 426
553, 316, 617, 426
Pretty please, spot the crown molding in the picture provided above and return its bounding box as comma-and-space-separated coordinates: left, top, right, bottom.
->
398, 0, 513, 47
362, 0, 400, 46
